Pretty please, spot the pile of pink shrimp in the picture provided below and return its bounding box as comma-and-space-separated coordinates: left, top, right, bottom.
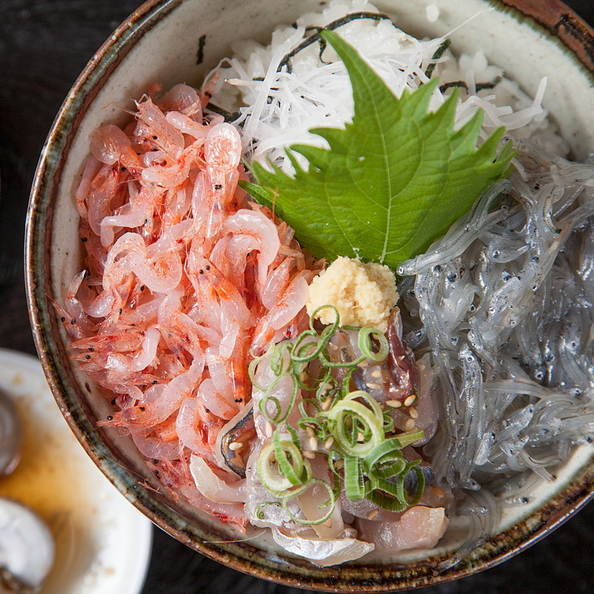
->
57, 83, 321, 528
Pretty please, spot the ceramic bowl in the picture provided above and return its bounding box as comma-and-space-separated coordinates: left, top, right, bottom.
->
26, 0, 594, 590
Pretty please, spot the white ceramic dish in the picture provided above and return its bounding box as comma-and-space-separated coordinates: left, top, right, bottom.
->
0, 349, 152, 594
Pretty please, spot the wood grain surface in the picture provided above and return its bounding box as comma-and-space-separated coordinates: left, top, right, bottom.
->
1, 1, 593, 593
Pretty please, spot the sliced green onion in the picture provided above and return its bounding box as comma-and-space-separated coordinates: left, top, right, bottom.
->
257, 443, 294, 493
290, 330, 321, 363
292, 362, 311, 391
327, 453, 343, 499
366, 488, 408, 513
247, 354, 268, 391
293, 327, 340, 367
399, 461, 425, 506
358, 326, 389, 361
340, 367, 356, 398
309, 304, 341, 333
327, 392, 384, 457
282, 478, 336, 525
257, 437, 313, 496
269, 341, 293, 376
365, 472, 421, 512
395, 430, 425, 448
343, 390, 384, 418
259, 394, 282, 422
344, 456, 365, 501
284, 424, 302, 449
273, 430, 306, 486
256, 501, 282, 519
298, 397, 322, 417
318, 348, 366, 368
363, 438, 407, 477
373, 455, 406, 480
297, 358, 341, 393
363, 438, 404, 468
315, 373, 337, 401
382, 411, 395, 433
258, 373, 298, 423
367, 475, 400, 498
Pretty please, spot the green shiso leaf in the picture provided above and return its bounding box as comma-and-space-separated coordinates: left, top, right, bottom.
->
243, 29, 516, 269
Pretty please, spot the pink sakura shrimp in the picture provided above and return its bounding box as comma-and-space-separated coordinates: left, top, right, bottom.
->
90, 124, 144, 178
60, 83, 319, 532
224, 209, 280, 288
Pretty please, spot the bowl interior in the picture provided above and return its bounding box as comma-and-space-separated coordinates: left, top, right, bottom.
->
27, 0, 594, 590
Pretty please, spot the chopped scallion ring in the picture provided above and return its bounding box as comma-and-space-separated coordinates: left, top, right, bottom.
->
281, 478, 336, 525
344, 456, 365, 500
328, 395, 384, 457
358, 326, 389, 361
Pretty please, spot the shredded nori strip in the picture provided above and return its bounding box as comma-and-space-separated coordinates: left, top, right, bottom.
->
278, 12, 395, 74
440, 80, 469, 92
205, 102, 241, 122
439, 76, 501, 94
476, 76, 502, 91
425, 38, 451, 78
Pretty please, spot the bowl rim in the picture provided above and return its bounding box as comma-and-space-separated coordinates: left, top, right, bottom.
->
24, 0, 594, 590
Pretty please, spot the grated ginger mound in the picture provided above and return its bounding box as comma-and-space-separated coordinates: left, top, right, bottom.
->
306, 257, 399, 333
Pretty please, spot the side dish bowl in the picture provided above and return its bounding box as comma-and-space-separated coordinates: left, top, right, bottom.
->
26, 0, 594, 590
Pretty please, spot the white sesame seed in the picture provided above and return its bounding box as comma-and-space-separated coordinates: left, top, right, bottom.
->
334, 459, 344, 470
386, 400, 403, 408
322, 397, 333, 411
367, 509, 379, 520
366, 382, 381, 390
358, 360, 369, 367
409, 407, 419, 419
303, 450, 316, 459
265, 421, 273, 438
404, 395, 417, 407
306, 426, 315, 438
309, 436, 318, 451
371, 370, 382, 378
328, 342, 338, 351
432, 485, 445, 498
405, 419, 416, 431
357, 432, 365, 442
229, 441, 243, 451
324, 436, 334, 450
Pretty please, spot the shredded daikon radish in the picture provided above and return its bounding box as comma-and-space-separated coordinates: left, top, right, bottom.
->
209, 0, 568, 172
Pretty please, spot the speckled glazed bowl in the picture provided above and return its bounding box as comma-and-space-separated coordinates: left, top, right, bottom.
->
26, 0, 594, 591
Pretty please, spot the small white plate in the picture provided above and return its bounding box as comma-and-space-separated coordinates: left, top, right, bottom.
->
0, 348, 152, 594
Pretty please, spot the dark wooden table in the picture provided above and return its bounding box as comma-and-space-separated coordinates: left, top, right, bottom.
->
1, 1, 594, 592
